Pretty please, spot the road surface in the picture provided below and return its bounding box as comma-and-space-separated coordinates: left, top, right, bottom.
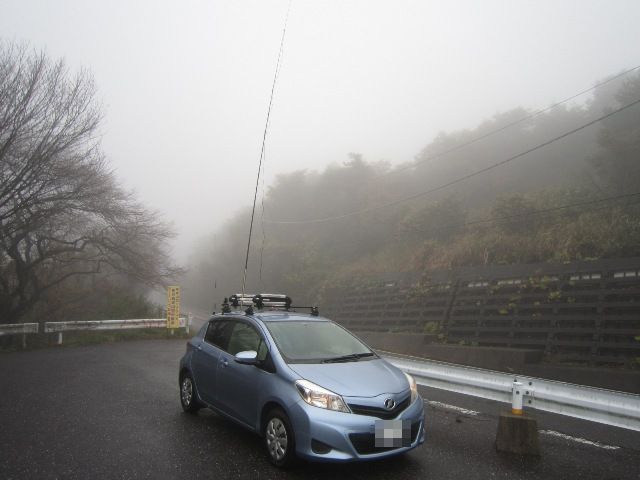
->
0, 340, 638, 479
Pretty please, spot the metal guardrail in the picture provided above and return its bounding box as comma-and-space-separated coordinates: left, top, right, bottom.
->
0, 323, 39, 348
1, 317, 192, 347
44, 319, 172, 332
383, 352, 640, 432
44, 317, 189, 344
0, 323, 39, 335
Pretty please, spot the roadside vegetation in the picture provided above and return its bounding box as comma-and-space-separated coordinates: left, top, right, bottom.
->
185, 70, 640, 307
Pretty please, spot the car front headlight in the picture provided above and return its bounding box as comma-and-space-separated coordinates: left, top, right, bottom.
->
295, 379, 350, 413
404, 372, 418, 403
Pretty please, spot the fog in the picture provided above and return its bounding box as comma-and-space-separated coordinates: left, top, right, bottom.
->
2, 0, 639, 262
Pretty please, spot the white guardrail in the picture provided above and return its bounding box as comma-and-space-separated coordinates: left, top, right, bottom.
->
0, 314, 193, 348
0, 323, 39, 335
44, 318, 172, 332
383, 352, 640, 432
1, 317, 191, 346
0, 323, 39, 348
44, 317, 189, 344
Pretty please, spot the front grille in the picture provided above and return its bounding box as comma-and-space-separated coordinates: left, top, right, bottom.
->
348, 396, 410, 419
349, 433, 398, 455
349, 421, 421, 455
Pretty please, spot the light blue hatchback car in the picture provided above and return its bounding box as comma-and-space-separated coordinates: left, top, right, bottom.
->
178, 294, 425, 467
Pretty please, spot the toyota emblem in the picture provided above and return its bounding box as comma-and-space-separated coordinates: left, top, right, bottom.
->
384, 398, 396, 410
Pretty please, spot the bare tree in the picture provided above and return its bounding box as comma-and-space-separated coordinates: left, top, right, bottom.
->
0, 41, 179, 323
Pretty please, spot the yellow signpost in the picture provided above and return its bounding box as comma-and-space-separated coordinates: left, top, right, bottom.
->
166, 286, 181, 329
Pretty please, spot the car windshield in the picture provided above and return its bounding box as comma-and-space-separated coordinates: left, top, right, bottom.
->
265, 320, 374, 363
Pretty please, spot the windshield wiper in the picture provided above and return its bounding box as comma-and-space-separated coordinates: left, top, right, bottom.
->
321, 352, 375, 363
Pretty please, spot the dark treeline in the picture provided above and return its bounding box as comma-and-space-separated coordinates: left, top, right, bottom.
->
184, 71, 640, 310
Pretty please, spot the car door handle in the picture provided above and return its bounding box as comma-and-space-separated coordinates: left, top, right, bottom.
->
221, 358, 229, 367
197, 345, 202, 351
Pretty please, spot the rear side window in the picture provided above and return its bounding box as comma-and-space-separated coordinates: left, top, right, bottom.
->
205, 320, 233, 350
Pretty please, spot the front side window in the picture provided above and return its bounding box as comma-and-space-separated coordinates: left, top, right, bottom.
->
227, 321, 268, 361
266, 320, 374, 363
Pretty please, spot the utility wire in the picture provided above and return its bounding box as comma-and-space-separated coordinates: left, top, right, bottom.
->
241, 0, 292, 296
264, 97, 640, 225
373, 64, 640, 180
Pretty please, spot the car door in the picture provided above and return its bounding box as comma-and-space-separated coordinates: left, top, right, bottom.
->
191, 319, 233, 405
215, 319, 270, 427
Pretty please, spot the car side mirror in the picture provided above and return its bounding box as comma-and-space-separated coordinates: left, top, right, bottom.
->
234, 350, 258, 365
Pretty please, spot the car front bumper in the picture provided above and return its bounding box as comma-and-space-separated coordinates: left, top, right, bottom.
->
287, 394, 425, 462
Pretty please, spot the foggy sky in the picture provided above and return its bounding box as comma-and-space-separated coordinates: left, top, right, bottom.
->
2, 0, 639, 261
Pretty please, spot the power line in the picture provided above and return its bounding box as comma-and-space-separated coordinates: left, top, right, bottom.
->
372, 64, 640, 180
241, 0, 292, 295
264, 97, 640, 225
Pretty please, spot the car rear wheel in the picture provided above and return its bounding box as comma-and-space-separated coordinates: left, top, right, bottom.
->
264, 408, 296, 467
180, 372, 201, 414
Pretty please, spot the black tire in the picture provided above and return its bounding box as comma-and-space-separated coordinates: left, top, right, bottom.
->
179, 371, 202, 414
263, 408, 296, 468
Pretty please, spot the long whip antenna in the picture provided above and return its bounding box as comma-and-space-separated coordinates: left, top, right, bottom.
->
241, 0, 292, 297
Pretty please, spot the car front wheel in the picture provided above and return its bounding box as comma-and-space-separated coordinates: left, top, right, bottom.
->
264, 408, 296, 467
180, 372, 201, 414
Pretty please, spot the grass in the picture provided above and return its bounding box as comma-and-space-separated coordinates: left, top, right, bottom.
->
0, 327, 192, 353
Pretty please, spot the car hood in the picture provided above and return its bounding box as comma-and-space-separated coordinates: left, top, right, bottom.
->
288, 358, 408, 397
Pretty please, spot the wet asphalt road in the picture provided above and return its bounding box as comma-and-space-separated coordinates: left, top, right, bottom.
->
1, 339, 639, 480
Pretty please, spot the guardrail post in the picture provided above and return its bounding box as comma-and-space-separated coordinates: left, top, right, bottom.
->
22, 333, 27, 349
496, 378, 539, 455
511, 380, 524, 415
57, 332, 63, 345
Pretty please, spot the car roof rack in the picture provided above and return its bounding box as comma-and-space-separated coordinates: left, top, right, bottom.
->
222, 293, 319, 316
229, 294, 255, 307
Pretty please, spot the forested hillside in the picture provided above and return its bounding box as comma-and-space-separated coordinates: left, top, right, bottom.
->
184, 71, 640, 310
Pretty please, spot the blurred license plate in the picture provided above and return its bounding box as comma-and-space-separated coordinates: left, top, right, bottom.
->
374, 419, 411, 448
